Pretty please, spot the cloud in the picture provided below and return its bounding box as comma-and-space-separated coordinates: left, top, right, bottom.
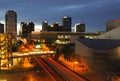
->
54, 5, 86, 11
0, 0, 120, 32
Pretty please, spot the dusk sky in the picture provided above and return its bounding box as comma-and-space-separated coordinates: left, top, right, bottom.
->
0, 0, 120, 32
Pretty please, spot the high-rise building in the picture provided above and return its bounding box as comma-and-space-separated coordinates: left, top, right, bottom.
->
20, 22, 27, 37
62, 16, 72, 32
42, 21, 48, 31
20, 22, 34, 38
5, 10, 17, 39
106, 20, 120, 31
47, 22, 64, 32
53, 22, 59, 31
0, 33, 12, 69
0, 23, 4, 33
75, 23, 85, 32
48, 24, 54, 31
28, 22, 34, 33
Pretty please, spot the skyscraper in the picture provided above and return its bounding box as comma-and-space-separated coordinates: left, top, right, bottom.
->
62, 16, 72, 32
5, 10, 17, 38
75, 23, 85, 32
53, 22, 59, 31
20, 22, 34, 38
42, 21, 48, 31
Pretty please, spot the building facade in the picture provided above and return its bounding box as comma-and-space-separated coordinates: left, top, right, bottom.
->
0, 34, 12, 69
20, 22, 34, 38
53, 22, 59, 31
42, 21, 48, 31
31, 32, 100, 44
75, 39, 120, 72
47, 22, 64, 32
62, 16, 72, 32
75, 23, 85, 32
0, 23, 4, 33
5, 10, 17, 39
106, 20, 120, 31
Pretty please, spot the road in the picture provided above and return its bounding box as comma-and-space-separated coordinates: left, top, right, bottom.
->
0, 56, 89, 81
42, 57, 89, 81
33, 56, 62, 81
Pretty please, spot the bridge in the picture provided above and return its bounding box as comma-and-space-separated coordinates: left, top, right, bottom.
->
12, 51, 55, 58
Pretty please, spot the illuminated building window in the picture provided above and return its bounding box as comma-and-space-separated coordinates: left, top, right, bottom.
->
65, 35, 70, 39
0, 34, 12, 69
41, 39, 45, 43
55, 39, 70, 44
58, 35, 70, 39
85, 35, 94, 39
35, 44, 41, 49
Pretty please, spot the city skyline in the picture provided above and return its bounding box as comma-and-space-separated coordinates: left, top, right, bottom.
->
0, 0, 120, 32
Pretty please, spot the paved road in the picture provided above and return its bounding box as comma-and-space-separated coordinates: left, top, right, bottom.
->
44, 57, 89, 81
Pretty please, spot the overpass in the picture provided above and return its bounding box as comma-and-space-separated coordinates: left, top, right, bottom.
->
12, 51, 55, 58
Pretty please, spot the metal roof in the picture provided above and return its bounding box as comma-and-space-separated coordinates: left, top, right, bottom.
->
78, 39, 120, 50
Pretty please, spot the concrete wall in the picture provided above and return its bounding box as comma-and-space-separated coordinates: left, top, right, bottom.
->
75, 40, 120, 72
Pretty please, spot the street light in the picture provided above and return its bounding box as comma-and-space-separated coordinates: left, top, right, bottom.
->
74, 61, 78, 71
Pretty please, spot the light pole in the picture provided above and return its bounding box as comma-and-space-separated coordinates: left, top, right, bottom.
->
74, 61, 78, 71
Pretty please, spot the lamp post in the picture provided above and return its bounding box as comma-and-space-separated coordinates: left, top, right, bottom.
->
74, 61, 78, 71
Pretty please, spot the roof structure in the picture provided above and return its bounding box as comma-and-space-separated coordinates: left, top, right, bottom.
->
78, 39, 120, 50
95, 27, 120, 39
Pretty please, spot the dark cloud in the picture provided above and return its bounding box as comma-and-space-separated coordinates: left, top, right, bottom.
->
0, 0, 120, 32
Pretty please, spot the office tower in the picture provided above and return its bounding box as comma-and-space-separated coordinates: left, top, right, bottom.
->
53, 22, 64, 31
58, 25, 64, 31
20, 22, 34, 38
28, 22, 34, 33
0, 23, 4, 33
5, 10, 17, 38
62, 16, 72, 32
20, 22, 27, 38
106, 20, 120, 31
75, 23, 85, 32
48, 24, 54, 31
53, 22, 59, 31
42, 21, 48, 31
